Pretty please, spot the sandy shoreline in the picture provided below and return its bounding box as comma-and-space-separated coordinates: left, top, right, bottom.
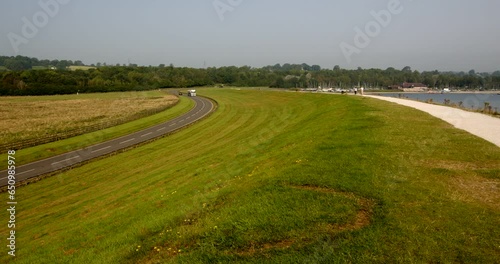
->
365, 95, 500, 148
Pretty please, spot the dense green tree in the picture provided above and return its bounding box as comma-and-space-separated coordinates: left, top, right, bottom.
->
0, 55, 497, 95
402, 66, 412, 72
311, 65, 321, 72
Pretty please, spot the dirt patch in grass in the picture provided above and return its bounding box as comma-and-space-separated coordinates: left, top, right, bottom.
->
292, 185, 375, 231
63, 248, 77, 256
238, 240, 295, 257
235, 184, 376, 256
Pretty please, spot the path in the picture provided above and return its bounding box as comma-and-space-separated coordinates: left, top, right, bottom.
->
366, 95, 500, 148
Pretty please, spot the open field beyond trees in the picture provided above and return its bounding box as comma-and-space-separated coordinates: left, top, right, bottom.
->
1, 89, 499, 263
0, 91, 179, 151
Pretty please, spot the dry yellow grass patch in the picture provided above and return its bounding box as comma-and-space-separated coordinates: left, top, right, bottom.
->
419, 159, 500, 210
448, 176, 500, 210
0, 94, 178, 148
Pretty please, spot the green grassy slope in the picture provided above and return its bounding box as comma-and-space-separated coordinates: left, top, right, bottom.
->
1, 89, 499, 263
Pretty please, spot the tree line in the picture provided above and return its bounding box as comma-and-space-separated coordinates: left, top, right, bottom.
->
1, 55, 499, 95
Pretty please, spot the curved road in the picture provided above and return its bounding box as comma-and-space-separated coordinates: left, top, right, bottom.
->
0, 96, 215, 187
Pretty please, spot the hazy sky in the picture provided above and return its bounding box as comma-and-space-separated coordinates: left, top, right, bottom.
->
1, 0, 499, 72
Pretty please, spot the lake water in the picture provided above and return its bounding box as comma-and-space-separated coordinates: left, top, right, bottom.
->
376, 93, 500, 111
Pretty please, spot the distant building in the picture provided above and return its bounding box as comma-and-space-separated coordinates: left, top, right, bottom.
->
401, 82, 428, 89
389, 82, 428, 92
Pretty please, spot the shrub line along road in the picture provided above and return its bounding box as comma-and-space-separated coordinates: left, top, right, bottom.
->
0, 96, 215, 187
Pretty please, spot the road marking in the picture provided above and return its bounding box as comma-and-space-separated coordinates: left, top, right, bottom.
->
0, 169, 36, 180
169, 123, 176, 127
52, 156, 79, 166
141, 132, 153, 137
120, 138, 135, 144
17, 169, 36, 176
91, 146, 111, 153
157, 127, 166, 131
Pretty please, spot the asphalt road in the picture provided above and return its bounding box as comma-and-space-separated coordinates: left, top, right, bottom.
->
0, 96, 214, 187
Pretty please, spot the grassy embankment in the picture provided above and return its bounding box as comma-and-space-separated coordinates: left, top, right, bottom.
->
0, 89, 499, 263
0, 90, 194, 169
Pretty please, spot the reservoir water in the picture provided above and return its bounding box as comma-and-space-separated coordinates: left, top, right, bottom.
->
376, 93, 500, 111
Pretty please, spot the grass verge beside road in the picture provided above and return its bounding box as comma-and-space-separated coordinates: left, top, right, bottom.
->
1, 89, 499, 263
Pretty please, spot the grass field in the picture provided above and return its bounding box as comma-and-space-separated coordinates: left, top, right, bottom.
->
1, 89, 499, 263
0, 91, 179, 151
68, 66, 97, 71
31, 66, 49, 70
0, 92, 194, 170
